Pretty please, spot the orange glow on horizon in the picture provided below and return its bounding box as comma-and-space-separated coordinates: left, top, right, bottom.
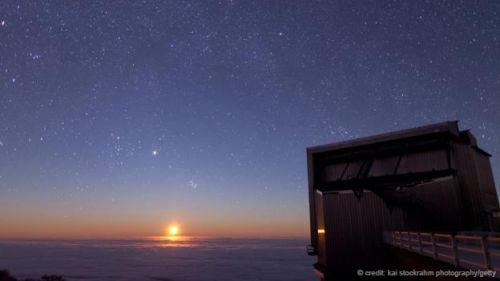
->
0, 209, 310, 239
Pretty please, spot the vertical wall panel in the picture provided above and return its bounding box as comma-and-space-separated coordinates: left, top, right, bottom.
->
315, 192, 327, 266
322, 191, 407, 271
452, 143, 488, 230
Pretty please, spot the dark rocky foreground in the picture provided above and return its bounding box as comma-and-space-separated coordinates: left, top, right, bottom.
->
0, 270, 65, 281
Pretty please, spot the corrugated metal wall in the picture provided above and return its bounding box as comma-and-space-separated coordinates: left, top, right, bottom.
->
397, 149, 448, 174
474, 150, 500, 231
321, 191, 407, 271
322, 163, 346, 182
452, 143, 490, 230
368, 156, 399, 177
474, 152, 499, 213
319, 148, 451, 184
315, 191, 327, 266
378, 177, 463, 231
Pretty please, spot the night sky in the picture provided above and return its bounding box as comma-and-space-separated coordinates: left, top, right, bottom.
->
1, 1, 499, 238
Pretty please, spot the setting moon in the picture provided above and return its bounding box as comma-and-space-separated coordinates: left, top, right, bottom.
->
168, 225, 179, 236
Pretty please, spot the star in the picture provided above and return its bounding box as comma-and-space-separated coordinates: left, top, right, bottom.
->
0, 0, 499, 245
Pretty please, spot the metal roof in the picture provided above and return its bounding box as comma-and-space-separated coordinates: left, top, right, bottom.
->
307, 121, 461, 154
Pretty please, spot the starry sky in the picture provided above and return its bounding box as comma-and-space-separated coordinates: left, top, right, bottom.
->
1, 1, 499, 239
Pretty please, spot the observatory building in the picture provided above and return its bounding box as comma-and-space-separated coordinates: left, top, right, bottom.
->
306, 121, 499, 279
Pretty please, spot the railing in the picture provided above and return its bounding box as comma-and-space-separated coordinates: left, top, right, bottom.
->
384, 231, 500, 272
306, 244, 317, 256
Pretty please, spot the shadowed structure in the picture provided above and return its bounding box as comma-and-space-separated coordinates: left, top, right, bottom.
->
307, 121, 499, 279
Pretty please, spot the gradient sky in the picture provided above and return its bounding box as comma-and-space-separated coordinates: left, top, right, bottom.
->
1, 0, 499, 239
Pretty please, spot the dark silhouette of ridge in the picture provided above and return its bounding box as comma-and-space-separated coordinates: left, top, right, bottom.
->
0, 270, 65, 281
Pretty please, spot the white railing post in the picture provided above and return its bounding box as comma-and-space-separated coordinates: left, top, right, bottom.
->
431, 234, 437, 260
480, 236, 491, 269
452, 235, 460, 267
403, 232, 409, 249
418, 233, 422, 254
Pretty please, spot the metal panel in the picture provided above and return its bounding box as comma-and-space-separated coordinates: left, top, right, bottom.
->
368, 156, 399, 177
343, 161, 364, 180
307, 152, 318, 251
378, 177, 463, 231
474, 152, 499, 213
315, 191, 327, 266
322, 163, 347, 182
322, 191, 407, 271
308, 121, 460, 154
397, 149, 449, 174
452, 143, 488, 230
473, 150, 500, 231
